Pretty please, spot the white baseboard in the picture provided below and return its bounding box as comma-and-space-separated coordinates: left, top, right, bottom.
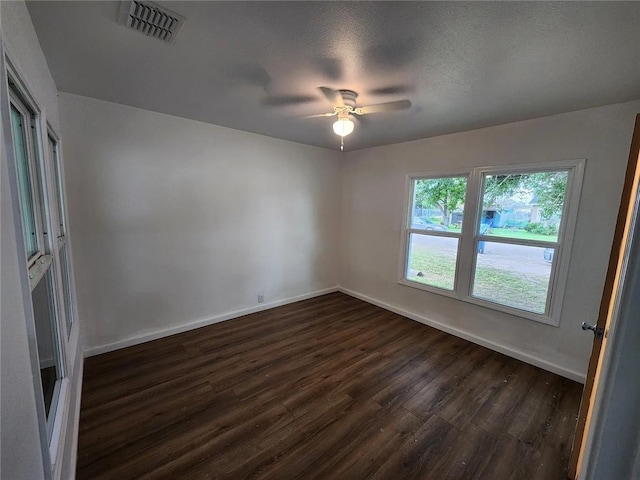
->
83, 287, 339, 357
83, 285, 585, 382
338, 287, 586, 383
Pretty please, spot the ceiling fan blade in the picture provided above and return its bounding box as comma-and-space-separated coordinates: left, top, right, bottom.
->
318, 86, 344, 107
355, 99, 411, 115
263, 95, 317, 107
302, 111, 337, 119
367, 85, 414, 96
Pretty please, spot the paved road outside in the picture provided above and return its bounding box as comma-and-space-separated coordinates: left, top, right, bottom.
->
411, 234, 552, 276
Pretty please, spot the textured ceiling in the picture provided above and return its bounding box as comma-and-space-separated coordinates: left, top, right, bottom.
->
26, 1, 640, 151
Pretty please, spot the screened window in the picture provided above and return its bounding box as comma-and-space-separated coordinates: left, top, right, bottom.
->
402, 162, 583, 325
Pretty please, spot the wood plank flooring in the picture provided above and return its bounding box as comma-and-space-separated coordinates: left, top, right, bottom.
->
77, 292, 583, 479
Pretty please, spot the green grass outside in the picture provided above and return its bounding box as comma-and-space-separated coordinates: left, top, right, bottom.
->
444, 226, 556, 243
483, 228, 557, 243
407, 246, 548, 313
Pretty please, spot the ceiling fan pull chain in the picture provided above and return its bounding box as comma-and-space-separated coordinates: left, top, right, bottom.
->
341, 136, 344, 152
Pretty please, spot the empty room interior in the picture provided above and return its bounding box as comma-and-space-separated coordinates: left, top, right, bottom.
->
3, 1, 640, 479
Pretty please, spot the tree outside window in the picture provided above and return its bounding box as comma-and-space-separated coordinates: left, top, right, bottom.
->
402, 163, 582, 324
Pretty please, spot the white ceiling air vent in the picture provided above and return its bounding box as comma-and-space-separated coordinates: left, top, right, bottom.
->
118, 1, 185, 44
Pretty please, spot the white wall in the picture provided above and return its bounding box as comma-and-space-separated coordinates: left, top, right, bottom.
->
3, 2, 636, 475
1, 1, 82, 479
339, 101, 640, 381
59, 93, 340, 353
60, 93, 639, 379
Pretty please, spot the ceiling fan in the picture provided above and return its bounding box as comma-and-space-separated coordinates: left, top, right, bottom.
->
305, 87, 411, 150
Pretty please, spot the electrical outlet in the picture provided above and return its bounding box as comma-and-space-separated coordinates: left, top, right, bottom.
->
258, 294, 264, 303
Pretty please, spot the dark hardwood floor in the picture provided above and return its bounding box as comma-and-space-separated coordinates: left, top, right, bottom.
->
77, 292, 583, 479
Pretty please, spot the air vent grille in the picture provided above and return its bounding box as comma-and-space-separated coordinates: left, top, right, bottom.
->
118, 1, 185, 43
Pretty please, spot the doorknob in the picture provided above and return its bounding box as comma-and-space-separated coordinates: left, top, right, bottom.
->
582, 322, 605, 339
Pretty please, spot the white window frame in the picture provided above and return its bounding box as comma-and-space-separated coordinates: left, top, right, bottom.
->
4, 55, 74, 477
48, 131, 67, 241
9, 90, 48, 265
398, 169, 470, 296
399, 159, 585, 326
47, 128, 75, 339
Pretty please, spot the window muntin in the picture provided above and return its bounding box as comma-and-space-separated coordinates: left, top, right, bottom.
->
406, 176, 468, 291
402, 163, 581, 324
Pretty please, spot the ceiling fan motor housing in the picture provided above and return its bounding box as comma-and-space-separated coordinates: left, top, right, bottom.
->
340, 90, 358, 108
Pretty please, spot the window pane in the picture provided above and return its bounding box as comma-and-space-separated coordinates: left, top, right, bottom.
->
49, 136, 66, 238
480, 172, 568, 242
10, 105, 39, 259
59, 243, 74, 336
32, 268, 63, 422
412, 177, 467, 231
472, 242, 553, 314
406, 233, 458, 290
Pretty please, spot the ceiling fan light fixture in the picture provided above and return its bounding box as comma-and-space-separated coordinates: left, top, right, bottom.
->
333, 116, 354, 137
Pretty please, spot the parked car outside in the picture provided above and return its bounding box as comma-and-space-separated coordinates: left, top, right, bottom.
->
412, 217, 448, 232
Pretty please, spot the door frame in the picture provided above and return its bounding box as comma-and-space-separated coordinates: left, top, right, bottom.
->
571, 114, 640, 479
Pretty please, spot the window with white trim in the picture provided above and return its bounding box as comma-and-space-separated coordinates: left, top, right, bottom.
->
401, 161, 584, 325
49, 132, 74, 337
9, 83, 69, 441
405, 175, 468, 290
